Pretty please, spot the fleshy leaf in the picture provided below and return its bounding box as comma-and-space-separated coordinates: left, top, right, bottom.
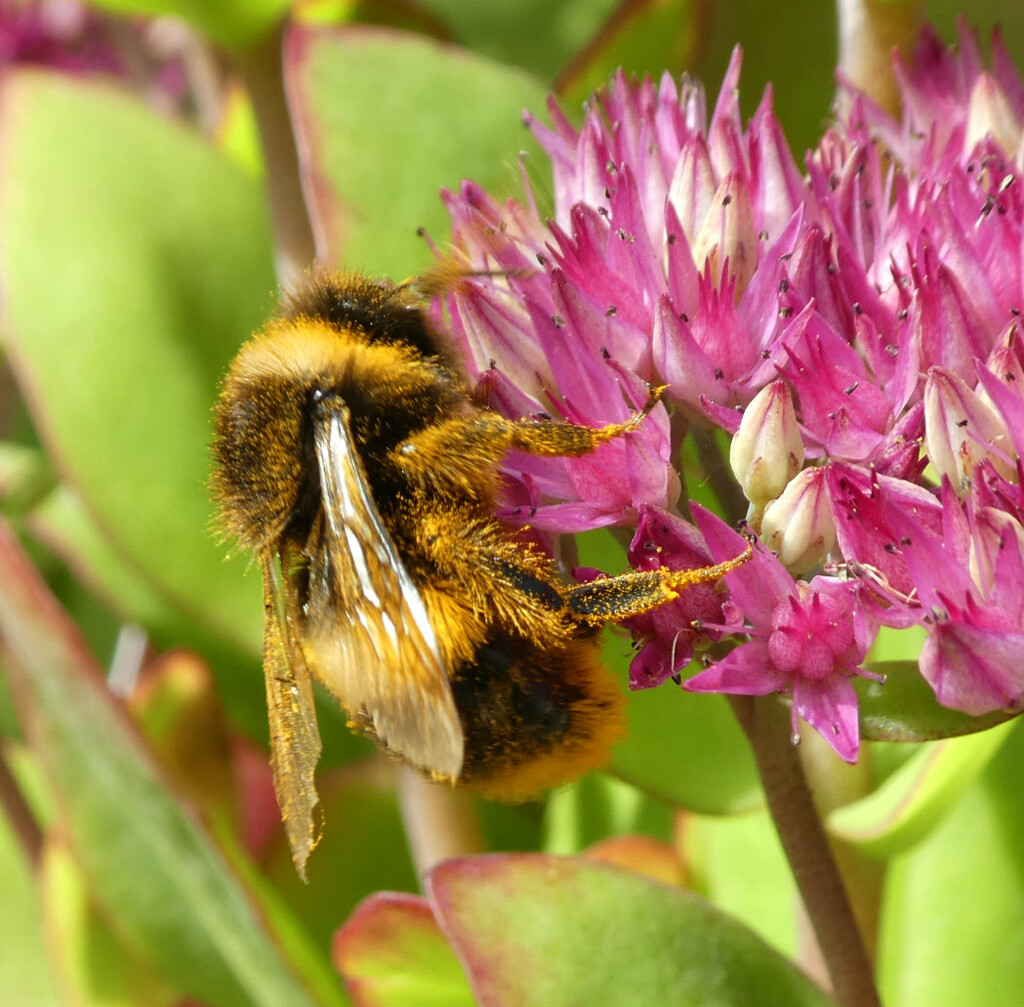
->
827, 719, 1016, 857
878, 721, 1024, 1006
334, 892, 474, 1007
88, 0, 291, 48
856, 660, 1017, 741
428, 853, 831, 1007
0, 775, 62, 1005
0, 69, 272, 654
285, 24, 550, 278
0, 518, 329, 1007
613, 679, 762, 813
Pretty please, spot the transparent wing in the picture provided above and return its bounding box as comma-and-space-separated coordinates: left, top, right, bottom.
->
304, 405, 464, 780
262, 552, 323, 880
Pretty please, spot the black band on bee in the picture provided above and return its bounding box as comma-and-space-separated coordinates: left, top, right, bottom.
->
284, 271, 456, 363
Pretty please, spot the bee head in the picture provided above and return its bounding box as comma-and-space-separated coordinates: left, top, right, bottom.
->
212, 320, 361, 553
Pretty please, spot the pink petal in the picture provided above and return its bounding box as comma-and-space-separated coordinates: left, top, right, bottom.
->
791, 675, 860, 763
684, 644, 789, 696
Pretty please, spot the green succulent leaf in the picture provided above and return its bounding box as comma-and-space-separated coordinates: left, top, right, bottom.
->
285, 24, 550, 278
0, 69, 273, 656
0, 518, 334, 1007
88, 0, 291, 49
856, 660, 1017, 742
427, 853, 831, 1007
828, 719, 1016, 857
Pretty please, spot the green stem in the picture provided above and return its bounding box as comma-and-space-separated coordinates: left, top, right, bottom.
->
0, 741, 41, 871
234, 23, 317, 287
730, 695, 881, 1007
691, 426, 748, 526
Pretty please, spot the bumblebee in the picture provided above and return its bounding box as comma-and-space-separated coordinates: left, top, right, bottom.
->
212, 272, 750, 876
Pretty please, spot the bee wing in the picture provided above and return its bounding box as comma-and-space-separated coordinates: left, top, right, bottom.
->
305, 405, 464, 780
262, 552, 323, 880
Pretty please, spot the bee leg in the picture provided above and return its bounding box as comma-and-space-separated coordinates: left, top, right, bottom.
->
394, 387, 664, 492
564, 544, 752, 625
505, 384, 666, 457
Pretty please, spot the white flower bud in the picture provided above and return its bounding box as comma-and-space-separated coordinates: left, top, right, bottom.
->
729, 380, 804, 505
761, 466, 836, 575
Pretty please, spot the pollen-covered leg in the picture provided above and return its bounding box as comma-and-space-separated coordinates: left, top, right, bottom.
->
506, 383, 666, 456
392, 385, 666, 495
565, 543, 752, 624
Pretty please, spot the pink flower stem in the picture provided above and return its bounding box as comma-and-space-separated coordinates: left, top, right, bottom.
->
397, 766, 484, 880
730, 694, 881, 1007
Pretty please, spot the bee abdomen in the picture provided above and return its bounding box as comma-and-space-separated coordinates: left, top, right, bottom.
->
450, 635, 625, 802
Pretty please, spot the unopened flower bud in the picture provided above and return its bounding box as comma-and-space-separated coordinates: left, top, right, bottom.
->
730, 380, 804, 505
924, 366, 1012, 491
761, 466, 836, 575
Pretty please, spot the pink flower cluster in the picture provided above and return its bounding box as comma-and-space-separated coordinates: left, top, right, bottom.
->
437, 24, 1024, 762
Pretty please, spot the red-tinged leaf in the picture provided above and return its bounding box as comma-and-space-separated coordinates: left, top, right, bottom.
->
285, 23, 550, 278
583, 833, 687, 887
0, 518, 335, 1007
427, 853, 832, 1007
334, 892, 474, 1007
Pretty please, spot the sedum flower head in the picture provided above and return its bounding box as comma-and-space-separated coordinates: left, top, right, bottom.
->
439, 24, 1024, 761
